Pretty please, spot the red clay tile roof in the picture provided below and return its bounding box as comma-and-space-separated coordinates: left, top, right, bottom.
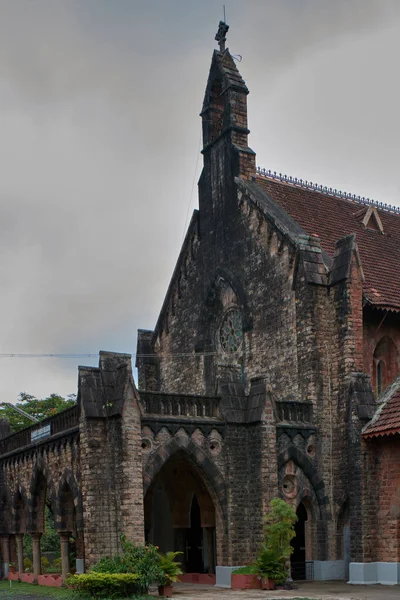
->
363, 377, 400, 438
255, 175, 400, 309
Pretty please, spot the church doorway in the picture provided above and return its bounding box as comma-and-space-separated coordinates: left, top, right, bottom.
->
144, 450, 216, 575
291, 502, 308, 580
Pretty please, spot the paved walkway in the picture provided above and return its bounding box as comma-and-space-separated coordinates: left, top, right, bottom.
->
170, 581, 400, 599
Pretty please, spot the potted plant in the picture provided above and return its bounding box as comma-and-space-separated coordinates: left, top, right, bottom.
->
254, 547, 286, 590
254, 498, 297, 589
158, 551, 183, 597
231, 565, 260, 589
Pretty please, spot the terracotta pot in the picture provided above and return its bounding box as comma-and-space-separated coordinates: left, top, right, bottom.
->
20, 573, 35, 584
261, 577, 276, 590
158, 585, 173, 597
231, 573, 261, 590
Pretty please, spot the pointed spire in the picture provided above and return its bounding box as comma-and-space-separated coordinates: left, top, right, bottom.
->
215, 21, 229, 52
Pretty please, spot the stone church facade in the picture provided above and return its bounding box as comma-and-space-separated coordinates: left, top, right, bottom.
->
1, 25, 400, 586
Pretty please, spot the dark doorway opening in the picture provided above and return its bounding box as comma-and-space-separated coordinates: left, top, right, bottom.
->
186, 495, 203, 572
291, 502, 307, 580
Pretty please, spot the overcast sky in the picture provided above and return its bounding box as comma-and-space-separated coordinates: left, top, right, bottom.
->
1, 0, 400, 403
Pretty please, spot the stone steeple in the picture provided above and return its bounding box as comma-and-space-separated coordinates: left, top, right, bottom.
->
200, 24, 255, 180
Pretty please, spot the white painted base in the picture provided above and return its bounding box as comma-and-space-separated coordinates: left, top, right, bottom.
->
313, 560, 345, 580
75, 558, 85, 574
349, 562, 400, 585
215, 566, 243, 588
3, 562, 8, 578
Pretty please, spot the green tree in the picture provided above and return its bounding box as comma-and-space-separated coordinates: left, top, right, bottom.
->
263, 498, 297, 562
0, 392, 76, 433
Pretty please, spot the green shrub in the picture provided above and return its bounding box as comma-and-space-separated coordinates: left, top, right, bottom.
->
158, 552, 183, 586
263, 498, 297, 561
232, 565, 256, 574
91, 537, 161, 593
253, 498, 298, 584
254, 546, 287, 584
52, 557, 62, 570
41, 556, 50, 571
23, 557, 32, 571
67, 573, 140, 599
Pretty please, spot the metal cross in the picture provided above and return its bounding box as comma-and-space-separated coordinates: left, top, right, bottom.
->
215, 21, 229, 52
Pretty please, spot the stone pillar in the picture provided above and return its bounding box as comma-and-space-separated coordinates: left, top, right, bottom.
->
206, 528, 215, 574
31, 533, 42, 581
15, 534, 24, 576
59, 532, 71, 580
1, 535, 10, 579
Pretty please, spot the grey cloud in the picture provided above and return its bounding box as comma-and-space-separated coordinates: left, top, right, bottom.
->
0, 0, 399, 402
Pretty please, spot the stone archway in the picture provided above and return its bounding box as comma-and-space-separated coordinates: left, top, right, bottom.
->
144, 450, 217, 575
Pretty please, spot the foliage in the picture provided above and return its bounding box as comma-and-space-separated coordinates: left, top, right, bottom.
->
53, 557, 62, 570
253, 498, 297, 583
263, 498, 297, 562
23, 557, 32, 571
0, 392, 76, 433
41, 556, 50, 571
91, 537, 161, 594
254, 546, 287, 584
231, 565, 256, 574
23, 507, 60, 559
157, 552, 183, 586
67, 573, 140, 599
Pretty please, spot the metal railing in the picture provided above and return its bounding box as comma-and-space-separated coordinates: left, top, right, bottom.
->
0, 404, 80, 455
257, 167, 400, 215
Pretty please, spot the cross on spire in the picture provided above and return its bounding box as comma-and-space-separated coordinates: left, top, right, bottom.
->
215, 21, 229, 52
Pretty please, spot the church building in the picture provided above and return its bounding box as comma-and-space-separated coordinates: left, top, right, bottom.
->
1, 22, 400, 587
136, 22, 400, 585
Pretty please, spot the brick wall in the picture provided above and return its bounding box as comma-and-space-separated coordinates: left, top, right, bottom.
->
364, 437, 400, 562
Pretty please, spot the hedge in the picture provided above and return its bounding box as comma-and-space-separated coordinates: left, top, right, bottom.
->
232, 566, 256, 574
67, 573, 140, 598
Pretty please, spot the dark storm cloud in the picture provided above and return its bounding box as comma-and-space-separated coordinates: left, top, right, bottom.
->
0, 0, 399, 401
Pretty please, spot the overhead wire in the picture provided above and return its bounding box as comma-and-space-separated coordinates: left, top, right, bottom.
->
0, 350, 232, 359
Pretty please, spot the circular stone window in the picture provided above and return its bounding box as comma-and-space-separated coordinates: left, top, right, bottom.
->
141, 437, 153, 452
219, 308, 243, 353
209, 439, 221, 455
281, 475, 297, 499
306, 444, 316, 457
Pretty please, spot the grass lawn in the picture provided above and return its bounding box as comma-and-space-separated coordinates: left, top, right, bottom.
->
0, 580, 154, 599
0, 580, 73, 598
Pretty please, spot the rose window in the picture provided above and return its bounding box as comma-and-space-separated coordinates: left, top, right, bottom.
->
219, 308, 243, 353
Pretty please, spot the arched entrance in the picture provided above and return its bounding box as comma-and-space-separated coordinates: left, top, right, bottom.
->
144, 450, 216, 575
291, 502, 309, 580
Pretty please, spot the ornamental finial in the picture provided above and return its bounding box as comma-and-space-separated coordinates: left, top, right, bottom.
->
215, 21, 229, 52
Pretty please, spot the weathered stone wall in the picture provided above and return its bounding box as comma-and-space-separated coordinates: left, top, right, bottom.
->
0, 434, 81, 534
79, 354, 144, 568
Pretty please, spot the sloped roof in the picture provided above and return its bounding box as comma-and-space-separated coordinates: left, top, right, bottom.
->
363, 376, 400, 438
255, 174, 400, 309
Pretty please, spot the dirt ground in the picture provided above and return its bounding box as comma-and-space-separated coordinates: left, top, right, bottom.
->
170, 581, 399, 600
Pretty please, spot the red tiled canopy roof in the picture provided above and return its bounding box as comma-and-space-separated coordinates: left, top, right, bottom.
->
255, 175, 400, 309
363, 378, 400, 438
